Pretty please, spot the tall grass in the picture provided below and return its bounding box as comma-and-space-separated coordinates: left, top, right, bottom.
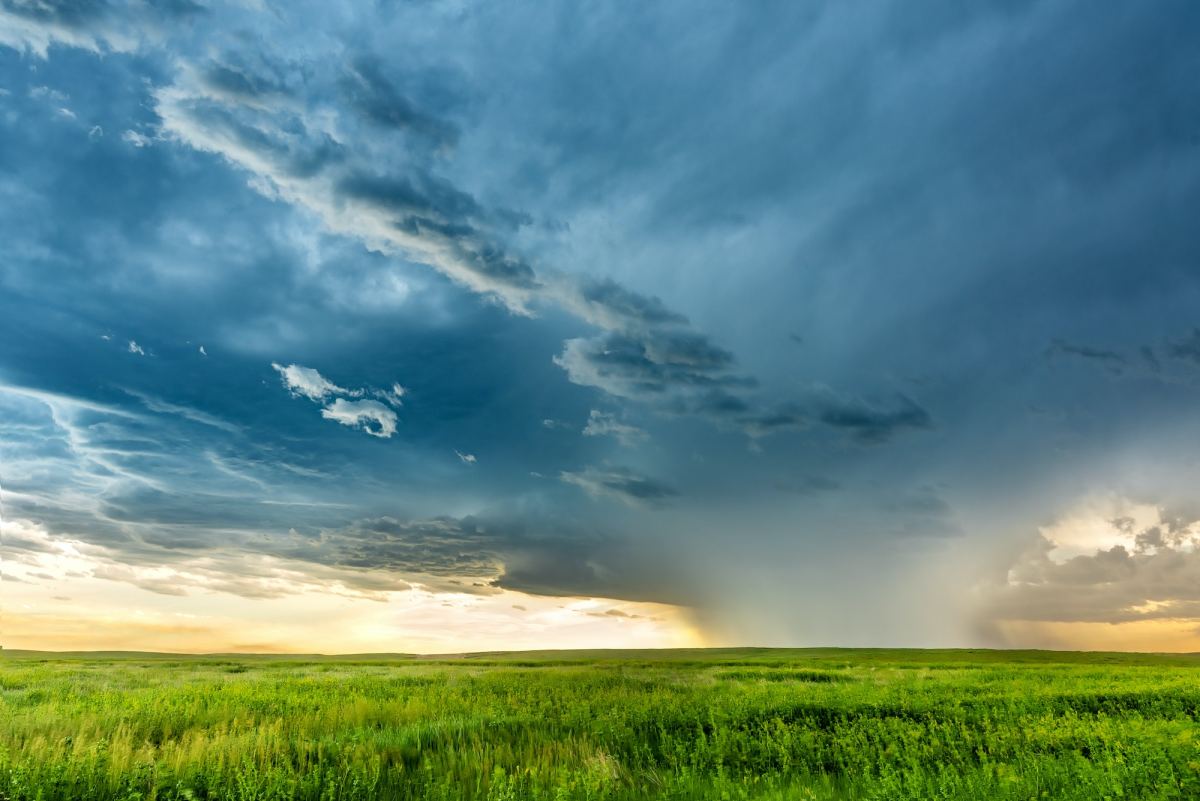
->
1, 649, 1197, 799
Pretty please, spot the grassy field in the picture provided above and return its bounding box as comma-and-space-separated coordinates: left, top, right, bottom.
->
2, 648, 1199, 800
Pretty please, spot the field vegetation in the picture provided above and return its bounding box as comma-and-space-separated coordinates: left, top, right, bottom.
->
1, 648, 1198, 800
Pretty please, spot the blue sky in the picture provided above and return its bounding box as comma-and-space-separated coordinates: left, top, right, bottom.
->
2, 0, 1200, 652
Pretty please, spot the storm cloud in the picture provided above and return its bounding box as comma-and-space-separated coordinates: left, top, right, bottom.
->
2, 0, 1200, 651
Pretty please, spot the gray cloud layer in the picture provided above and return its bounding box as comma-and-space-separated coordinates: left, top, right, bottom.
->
3, 0, 1199, 647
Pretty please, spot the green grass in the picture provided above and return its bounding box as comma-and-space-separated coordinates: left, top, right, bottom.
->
2, 648, 1198, 800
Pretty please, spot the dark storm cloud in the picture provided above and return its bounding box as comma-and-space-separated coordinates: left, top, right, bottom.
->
296, 516, 505, 578
152, 48, 554, 313
729, 391, 932, 443
3, 0, 1200, 646
6, 1, 939, 457
335, 169, 542, 290
152, 18, 923, 444
336, 172, 487, 230
730, 391, 932, 444
556, 330, 931, 442
577, 278, 688, 328
274, 513, 667, 601
812, 391, 933, 444
341, 56, 459, 146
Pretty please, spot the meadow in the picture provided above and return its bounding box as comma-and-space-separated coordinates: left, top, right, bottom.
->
1, 648, 1198, 800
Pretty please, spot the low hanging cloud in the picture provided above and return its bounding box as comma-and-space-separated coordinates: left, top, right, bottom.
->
982, 506, 1200, 627
272, 362, 400, 438
3, 485, 677, 607
284, 513, 682, 602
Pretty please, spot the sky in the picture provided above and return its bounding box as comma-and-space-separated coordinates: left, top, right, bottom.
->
1, 0, 1199, 654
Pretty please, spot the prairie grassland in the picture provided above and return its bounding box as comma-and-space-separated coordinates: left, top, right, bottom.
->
1, 648, 1198, 800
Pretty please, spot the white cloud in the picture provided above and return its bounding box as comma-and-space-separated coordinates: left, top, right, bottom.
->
88, 124, 103, 139
127, 340, 145, 355
122, 130, 153, 147
270, 363, 406, 439
374, 382, 406, 407
271, 362, 349, 401
199, 345, 207, 356
582, 409, 647, 447
321, 398, 397, 438
455, 450, 477, 464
